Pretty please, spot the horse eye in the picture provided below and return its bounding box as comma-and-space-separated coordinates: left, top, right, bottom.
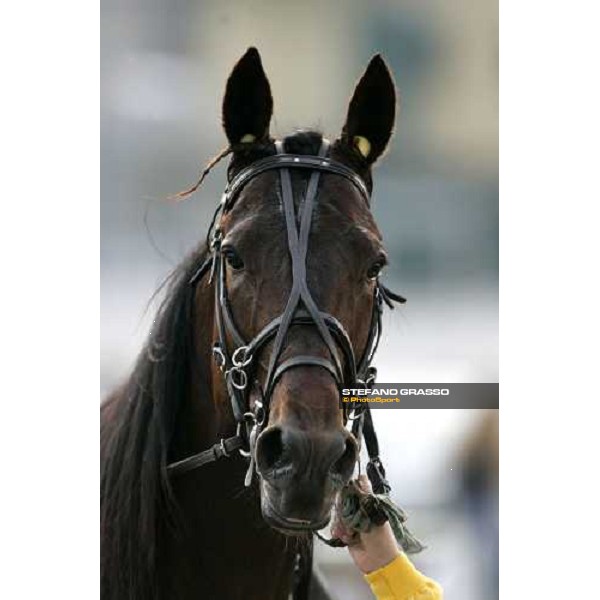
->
367, 258, 386, 280
222, 246, 244, 270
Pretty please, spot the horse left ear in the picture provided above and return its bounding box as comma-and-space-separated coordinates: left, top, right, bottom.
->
222, 47, 273, 146
340, 55, 396, 164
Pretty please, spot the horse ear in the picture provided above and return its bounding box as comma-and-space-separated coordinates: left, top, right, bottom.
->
341, 55, 396, 164
222, 48, 273, 146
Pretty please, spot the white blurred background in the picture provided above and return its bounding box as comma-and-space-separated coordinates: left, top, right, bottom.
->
101, 1, 498, 598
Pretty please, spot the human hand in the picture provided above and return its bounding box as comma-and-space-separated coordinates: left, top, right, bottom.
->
330, 474, 401, 575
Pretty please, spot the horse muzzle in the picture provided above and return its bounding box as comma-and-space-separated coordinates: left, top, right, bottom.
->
255, 425, 358, 532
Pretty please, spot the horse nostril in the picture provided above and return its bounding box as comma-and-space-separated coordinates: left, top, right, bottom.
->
331, 435, 358, 482
255, 426, 286, 473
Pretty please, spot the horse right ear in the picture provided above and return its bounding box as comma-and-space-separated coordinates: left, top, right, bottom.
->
340, 55, 396, 164
222, 48, 273, 146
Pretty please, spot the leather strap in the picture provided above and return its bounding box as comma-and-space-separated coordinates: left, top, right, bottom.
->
167, 435, 245, 477
223, 153, 370, 210
262, 139, 344, 401
268, 356, 339, 397
188, 254, 213, 286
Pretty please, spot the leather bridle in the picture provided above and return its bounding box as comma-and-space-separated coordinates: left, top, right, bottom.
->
167, 139, 405, 493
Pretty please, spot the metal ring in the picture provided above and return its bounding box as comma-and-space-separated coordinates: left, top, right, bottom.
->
243, 411, 257, 425
232, 346, 253, 368
229, 368, 248, 390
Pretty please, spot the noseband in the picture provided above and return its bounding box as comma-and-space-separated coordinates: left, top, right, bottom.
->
167, 139, 405, 492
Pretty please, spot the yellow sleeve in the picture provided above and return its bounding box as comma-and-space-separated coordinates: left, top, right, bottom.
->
364, 554, 443, 600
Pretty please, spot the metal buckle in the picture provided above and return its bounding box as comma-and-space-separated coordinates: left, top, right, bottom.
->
348, 405, 366, 421
357, 367, 377, 388
366, 456, 391, 495
212, 344, 226, 371
254, 399, 266, 426
210, 228, 222, 251
219, 438, 230, 458
237, 413, 256, 458
365, 367, 377, 386
232, 345, 253, 368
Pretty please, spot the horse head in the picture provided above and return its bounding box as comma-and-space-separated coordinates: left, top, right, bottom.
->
208, 48, 397, 533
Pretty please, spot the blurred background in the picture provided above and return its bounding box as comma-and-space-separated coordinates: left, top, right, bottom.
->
101, 1, 498, 598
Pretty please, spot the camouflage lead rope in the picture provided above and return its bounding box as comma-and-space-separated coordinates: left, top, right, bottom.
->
318, 480, 425, 554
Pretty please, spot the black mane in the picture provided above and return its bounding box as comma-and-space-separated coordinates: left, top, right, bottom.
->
101, 244, 208, 600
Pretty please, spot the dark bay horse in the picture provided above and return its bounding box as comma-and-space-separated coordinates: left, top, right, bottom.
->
101, 47, 398, 600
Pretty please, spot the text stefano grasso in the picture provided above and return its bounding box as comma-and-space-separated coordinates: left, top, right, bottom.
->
342, 388, 451, 396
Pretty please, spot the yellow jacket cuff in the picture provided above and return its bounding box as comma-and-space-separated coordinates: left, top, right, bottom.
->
364, 554, 443, 600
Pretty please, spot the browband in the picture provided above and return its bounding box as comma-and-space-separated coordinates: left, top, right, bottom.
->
222, 153, 370, 211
